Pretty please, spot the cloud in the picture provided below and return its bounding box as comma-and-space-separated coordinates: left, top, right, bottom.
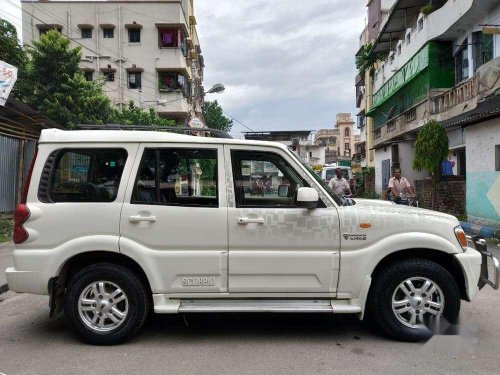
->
197, 0, 365, 135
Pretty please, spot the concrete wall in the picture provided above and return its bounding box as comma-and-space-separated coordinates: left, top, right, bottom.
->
465, 118, 500, 228
398, 141, 427, 187
374, 147, 391, 193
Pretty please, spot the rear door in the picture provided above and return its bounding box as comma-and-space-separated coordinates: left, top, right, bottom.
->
119, 143, 228, 294
225, 145, 340, 294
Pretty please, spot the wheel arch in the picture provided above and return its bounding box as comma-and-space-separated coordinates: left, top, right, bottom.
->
370, 248, 468, 301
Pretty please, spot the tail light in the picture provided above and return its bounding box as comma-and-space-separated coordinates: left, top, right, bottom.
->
13, 204, 30, 244
13, 147, 38, 244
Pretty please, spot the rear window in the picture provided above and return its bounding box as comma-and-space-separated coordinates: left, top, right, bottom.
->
39, 148, 128, 203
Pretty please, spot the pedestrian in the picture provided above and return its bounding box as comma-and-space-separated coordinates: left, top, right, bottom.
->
328, 168, 351, 196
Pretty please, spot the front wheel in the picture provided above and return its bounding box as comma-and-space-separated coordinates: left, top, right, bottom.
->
368, 259, 461, 342
64, 263, 150, 345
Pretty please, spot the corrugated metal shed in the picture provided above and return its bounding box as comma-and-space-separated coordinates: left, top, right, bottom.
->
0, 136, 20, 212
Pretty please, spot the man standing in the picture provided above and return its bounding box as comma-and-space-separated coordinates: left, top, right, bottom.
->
328, 168, 351, 196
388, 168, 414, 201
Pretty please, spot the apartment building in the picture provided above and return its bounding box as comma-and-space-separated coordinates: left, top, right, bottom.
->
356, 0, 500, 228
315, 113, 359, 165
243, 130, 326, 167
21, 0, 204, 124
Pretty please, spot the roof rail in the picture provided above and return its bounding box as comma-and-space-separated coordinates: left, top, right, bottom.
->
74, 124, 233, 139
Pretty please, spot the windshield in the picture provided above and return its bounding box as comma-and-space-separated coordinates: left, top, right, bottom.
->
289, 152, 345, 206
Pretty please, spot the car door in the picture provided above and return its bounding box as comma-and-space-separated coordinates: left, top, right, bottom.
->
225, 145, 341, 294
119, 143, 228, 294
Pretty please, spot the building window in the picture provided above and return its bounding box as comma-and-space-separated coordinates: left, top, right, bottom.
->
472, 32, 493, 72
397, 43, 402, 55
158, 71, 190, 96
103, 28, 114, 38
344, 128, 350, 137
81, 28, 92, 39
84, 71, 93, 81
455, 39, 469, 83
418, 17, 424, 31
103, 72, 115, 82
128, 29, 141, 43
39, 27, 61, 36
406, 31, 411, 45
345, 143, 350, 151
128, 72, 142, 89
159, 28, 179, 48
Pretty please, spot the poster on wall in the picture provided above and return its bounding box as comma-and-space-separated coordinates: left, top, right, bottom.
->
0, 60, 18, 107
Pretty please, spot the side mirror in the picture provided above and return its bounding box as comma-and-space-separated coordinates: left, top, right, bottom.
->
278, 184, 289, 197
296, 187, 319, 209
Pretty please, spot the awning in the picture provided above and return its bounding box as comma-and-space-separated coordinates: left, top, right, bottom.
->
36, 24, 63, 30
125, 67, 144, 73
125, 23, 142, 29
441, 95, 500, 129
99, 24, 115, 29
77, 24, 94, 29
100, 67, 116, 73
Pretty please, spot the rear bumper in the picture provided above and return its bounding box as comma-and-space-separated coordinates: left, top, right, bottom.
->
5, 267, 47, 295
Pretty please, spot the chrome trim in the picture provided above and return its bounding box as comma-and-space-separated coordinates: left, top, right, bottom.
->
473, 236, 500, 290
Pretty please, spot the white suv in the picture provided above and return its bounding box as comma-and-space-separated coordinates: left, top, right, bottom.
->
5, 128, 499, 345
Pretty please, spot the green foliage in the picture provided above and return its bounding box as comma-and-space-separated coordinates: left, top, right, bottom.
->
202, 100, 233, 133
0, 19, 30, 100
0, 19, 27, 69
25, 30, 82, 107
108, 101, 176, 126
356, 43, 380, 77
0, 219, 13, 243
42, 74, 112, 128
420, 4, 435, 15
413, 120, 449, 176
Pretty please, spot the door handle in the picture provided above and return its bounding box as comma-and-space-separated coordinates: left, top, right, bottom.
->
238, 217, 265, 225
129, 215, 157, 223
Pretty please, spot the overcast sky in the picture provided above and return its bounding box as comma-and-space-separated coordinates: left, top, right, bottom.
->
1, 0, 366, 136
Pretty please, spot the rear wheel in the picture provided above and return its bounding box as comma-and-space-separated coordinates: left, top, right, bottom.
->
64, 263, 150, 345
368, 259, 461, 341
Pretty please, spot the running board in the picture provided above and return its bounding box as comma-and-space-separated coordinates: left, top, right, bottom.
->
175, 299, 361, 314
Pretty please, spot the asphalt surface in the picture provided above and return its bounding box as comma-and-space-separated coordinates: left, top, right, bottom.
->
1, 241, 499, 375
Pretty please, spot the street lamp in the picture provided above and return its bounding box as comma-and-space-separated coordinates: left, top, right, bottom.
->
206, 83, 225, 94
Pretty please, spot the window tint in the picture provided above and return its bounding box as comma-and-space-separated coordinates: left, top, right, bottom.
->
132, 148, 218, 207
231, 150, 308, 208
46, 149, 127, 203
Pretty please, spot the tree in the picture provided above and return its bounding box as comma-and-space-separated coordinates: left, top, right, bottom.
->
25, 29, 81, 108
0, 19, 30, 100
0, 19, 27, 69
42, 74, 112, 128
202, 100, 233, 133
413, 120, 449, 209
108, 101, 176, 126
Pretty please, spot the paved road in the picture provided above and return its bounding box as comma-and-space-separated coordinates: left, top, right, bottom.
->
0, 242, 499, 375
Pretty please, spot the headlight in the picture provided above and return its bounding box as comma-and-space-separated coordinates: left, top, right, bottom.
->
454, 226, 468, 251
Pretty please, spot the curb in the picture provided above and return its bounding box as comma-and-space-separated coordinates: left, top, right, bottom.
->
460, 221, 500, 240
0, 283, 8, 295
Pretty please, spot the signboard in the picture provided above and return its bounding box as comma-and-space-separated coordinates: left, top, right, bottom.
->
188, 117, 205, 129
0, 60, 18, 106
373, 44, 429, 108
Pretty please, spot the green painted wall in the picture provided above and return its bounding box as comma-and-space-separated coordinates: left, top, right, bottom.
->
370, 41, 454, 129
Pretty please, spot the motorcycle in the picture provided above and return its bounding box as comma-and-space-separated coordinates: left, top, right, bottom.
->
388, 192, 419, 207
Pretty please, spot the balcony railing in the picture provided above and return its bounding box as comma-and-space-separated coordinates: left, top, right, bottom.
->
430, 75, 479, 114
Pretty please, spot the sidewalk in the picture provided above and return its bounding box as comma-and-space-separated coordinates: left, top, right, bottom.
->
0, 241, 14, 289
460, 221, 500, 240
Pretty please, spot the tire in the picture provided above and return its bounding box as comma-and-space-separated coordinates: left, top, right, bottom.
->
64, 263, 150, 345
367, 258, 461, 342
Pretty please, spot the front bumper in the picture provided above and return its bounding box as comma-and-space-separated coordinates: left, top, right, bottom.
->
472, 236, 500, 290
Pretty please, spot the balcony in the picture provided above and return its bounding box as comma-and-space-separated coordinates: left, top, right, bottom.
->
431, 76, 479, 116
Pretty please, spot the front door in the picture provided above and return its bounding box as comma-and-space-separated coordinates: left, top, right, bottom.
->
225, 146, 340, 294
120, 143, 228, 294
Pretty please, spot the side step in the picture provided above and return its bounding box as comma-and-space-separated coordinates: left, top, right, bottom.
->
177, 299, 361, 313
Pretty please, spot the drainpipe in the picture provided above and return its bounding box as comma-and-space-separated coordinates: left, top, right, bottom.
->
96, 4, 100, 71
118, 5, 124, 105
67, 8, 71, 39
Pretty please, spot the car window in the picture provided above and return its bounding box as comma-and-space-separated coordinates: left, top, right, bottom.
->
42, 148, 127, 203
231, 150, 309, 208
131, 148, 218, 207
